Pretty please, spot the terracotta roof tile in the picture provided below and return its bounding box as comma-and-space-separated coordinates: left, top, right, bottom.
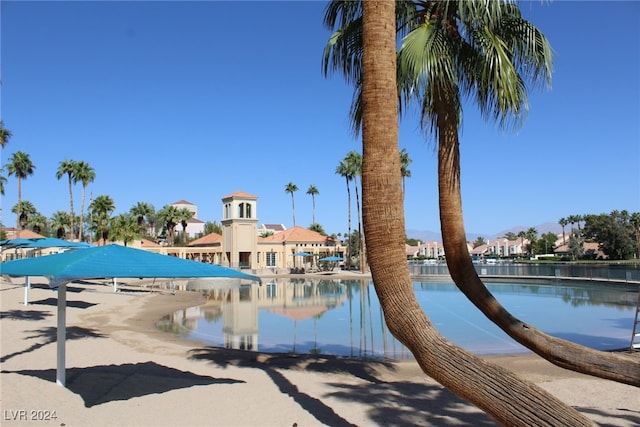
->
221, 191, 258, 200
4, 228, 46, 239
189, 232, 223, 246
260, 226, 333, 243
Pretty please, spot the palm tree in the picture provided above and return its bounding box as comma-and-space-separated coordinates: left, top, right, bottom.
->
0, 168, 7, 196
50, 210, 71, 238
130, 201, 155, 237
306, 184, 319, 224
327, 0, 638, 384
90, 195, 115, 244
6, 150, 35, 238
284, 182, 298, 227
110, 213, 139, 246
524, 227, 538, 257
157, 204, 180, 245
399, 148, 412, 197
75, 161, 95, 241
352, 1, 596, 423
345, 151, 365, 271
567, 214, 578, 235
11, 200, 37, 232
559, 217, 568, 245
56, 159, 79, 240
177, 207, 194, 245
335, 159, 353, 269
0, 120, 12, 148
28, 212, 48, 235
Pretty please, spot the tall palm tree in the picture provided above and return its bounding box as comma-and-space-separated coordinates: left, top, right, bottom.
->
335, 159, 353, 269
345, 150, 365, 271
306, 184, 319, 224
567, 214, 578, 235
325, 0, 636, 392
56, 159, 79, 240
0, 120, 12, 148
90, 195, 115, 244
399, 148, 412, 197
353, 1, 594, 423
75, 161, 95, 241
559, 217, 568, 245
284, 182, 298, 227
6, 151, 35, 238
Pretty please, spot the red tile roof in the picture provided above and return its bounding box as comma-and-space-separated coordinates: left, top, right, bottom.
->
4, 228, 46, 239
260, 226, 332, 243
221, 191, 258, 200
189, 232, 223, 246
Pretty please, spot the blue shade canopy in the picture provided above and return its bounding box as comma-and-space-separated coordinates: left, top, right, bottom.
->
0, 237, 91, 249
291, 252, 313, 257
0, 238, 39, 249
318, 256, 344, 262
0, 244, 260, 283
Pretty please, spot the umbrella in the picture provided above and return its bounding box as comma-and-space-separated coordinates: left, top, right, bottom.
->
318, 256, 344, 262
0, 244, 261, 387
1, 244, 260, 282
1, 238, 91, 305
291, 252, 313, 257
0, 238, 37, 249
23, 237, 93, 249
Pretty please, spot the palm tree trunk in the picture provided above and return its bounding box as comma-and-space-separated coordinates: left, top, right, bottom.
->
16, 178, 22, 238
435, 90, 640, 386
68, 175, 75, 240
79, 186, 86, 241
360, 2, 593, 424
345, 177, 352, 270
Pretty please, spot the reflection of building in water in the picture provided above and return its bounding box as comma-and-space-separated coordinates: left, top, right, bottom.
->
199, 279, 347, 351
223, 284, 259, 350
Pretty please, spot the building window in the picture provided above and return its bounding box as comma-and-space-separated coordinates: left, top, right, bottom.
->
266, 252, 276, 267
246, 203, 252, 218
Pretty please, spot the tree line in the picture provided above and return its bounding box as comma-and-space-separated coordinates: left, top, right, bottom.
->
0, 125, 225, 245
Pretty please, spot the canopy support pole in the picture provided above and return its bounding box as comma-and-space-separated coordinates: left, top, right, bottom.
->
24, 276, 31, 306
56, 282, 66, 387
113, 277, 118, 293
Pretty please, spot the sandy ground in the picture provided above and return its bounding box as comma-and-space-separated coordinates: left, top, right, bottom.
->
1, 275, 639, 427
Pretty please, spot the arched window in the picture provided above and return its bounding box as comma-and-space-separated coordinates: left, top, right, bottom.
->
246, 203, 252, 218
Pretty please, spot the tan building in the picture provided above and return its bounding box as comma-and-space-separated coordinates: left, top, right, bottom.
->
146, 191, 344, 274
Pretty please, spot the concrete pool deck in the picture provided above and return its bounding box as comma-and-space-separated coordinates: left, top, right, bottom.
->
1, 276, 639, 426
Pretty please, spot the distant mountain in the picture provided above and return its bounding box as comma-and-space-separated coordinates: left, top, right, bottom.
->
406, 222, 563, 243
406, 229, 442, 242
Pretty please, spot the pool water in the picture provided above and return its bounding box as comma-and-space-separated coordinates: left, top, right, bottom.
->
157, 279, 638, 359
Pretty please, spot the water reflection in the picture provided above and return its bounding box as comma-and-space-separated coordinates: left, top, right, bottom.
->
157, 279, 637, 359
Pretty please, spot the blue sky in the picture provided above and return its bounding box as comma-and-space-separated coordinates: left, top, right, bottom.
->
1, 1, 639, 239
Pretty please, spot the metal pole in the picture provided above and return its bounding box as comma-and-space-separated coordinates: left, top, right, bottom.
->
56, 282, 67, 387
24, 276, 31, 306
